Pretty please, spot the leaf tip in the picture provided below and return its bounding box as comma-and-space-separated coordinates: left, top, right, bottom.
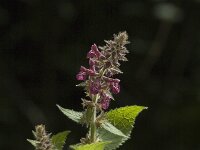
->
56, 104, 60, 108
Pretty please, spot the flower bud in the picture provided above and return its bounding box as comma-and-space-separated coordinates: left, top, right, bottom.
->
91, 44, 101, 58
76, 71, 87, 81
87, 50, 96, 58
111, 82, 120, 94
76, 66, 88, 80
100, 93, 111, 110
32, 124, 54, 150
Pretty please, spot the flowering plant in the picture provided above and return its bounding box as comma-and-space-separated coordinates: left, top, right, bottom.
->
27, 32, 147, 150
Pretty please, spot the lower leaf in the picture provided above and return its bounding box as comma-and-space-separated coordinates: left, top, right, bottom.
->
98, 105, 147, 150
51, 131, 70, 150
70, 141, 111, 150
57, 104, 83, 124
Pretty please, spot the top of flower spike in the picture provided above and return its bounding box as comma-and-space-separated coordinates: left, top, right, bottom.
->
32, 124, 54, 150
100, 31, 129, 67
76, 31, 129, 110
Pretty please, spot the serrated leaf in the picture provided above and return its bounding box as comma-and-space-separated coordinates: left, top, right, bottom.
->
51, 131, 70, 150
98, 105, 147, 150
107, 106, 147, 134
27, 139, 39, 147
70, 141, 111, 150
57, 105, 83, 123
101, 121, 126, 137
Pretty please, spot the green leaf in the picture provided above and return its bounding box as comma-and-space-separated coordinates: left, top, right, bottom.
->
57, 105, 83, 123
27, 139, 39, 147
51, 131, 70, 150
32, 130, 36, 138
98, 105, 147, 150
70, 141, 111, 150
101, 121, 127, 137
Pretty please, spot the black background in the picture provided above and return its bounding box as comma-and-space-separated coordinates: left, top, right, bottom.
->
0, 0, 200, 150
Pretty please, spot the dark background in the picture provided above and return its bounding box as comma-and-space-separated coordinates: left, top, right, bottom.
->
0, 0, 200, 150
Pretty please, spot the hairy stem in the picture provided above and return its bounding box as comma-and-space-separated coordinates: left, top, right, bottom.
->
90, 95, 98, 143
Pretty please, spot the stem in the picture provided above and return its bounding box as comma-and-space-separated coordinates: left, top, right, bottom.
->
90, 95, 98, 143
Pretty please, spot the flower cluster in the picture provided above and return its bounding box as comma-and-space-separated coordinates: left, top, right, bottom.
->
32, 125, 54, 150
76, 32, 129, 110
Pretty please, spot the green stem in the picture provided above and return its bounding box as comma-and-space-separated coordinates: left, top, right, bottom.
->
90, 95, 98, 143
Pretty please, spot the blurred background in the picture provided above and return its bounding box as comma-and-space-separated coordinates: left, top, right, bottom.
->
0, 0, 200, 149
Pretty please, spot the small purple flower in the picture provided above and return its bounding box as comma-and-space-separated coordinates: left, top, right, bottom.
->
87, 50, 96, 58
91, 44, 101, 57
100, 93, 111, 110
110, 82, 120, 94
87, 44, 101, 58
76, 66, 88, 81
76, 71, 87, 81
87, 69, 96, 76
80, 66, 96, 76
90, 80, 101, 94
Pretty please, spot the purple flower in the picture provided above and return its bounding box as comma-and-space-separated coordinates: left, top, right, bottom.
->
91, 44, 101, 57
87, 69, 96, 76
76, 66, 87, 81
87, 44, 101, 58
100, 93, 111, 110
90, 80, 101, 94
110, 82, 120, 94
76, 71, 87, 81
80, 66, 96, 76
87, 50, 96, 58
